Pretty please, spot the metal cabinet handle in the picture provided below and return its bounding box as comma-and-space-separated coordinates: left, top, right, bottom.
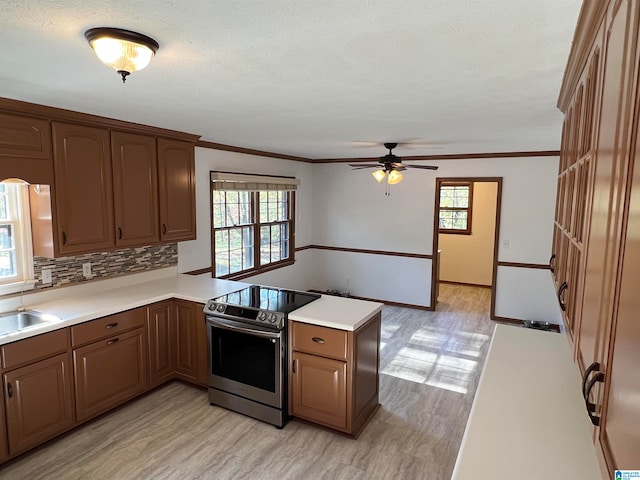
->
582, 362, 600, 398
549, 254, 556, 273
312, 337, 325, 344
584, 371, 605, 426
105, 322, 118, 329
557, 282, 568, 311
162, 224, 167, 235
292, 359, 297, 374
118, 227, 123, 240
107, 337, 120, 345
7, 382, 13, 398
62, 231, 67, 245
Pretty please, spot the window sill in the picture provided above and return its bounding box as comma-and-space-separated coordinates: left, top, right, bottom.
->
0, 279, 37, 297
220, 259, 295, 281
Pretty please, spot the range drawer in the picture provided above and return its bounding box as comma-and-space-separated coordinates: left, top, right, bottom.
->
1, 328, 69, 370
291, 322, 348, 361
71, 308, 144, 347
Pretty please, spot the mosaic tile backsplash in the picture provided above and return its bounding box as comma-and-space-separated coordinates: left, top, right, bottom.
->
32, 243, 178, 291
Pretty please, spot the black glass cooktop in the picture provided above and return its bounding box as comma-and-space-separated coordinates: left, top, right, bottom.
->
212, 285, 320, 314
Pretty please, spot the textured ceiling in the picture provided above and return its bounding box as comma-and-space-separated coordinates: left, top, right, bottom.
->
1, 0, 581, 159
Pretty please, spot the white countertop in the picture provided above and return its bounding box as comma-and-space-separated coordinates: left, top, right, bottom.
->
0, 272, 250, 345
451, 324, 601, 479
0, 270, 383, 344
289, 294, 383, 331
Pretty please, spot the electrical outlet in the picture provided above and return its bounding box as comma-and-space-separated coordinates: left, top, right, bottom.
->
502, 239, 510, 249
42, 269, 52, 285
82, 263, 92, 279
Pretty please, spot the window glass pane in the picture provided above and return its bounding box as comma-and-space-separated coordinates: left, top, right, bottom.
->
0, 251, 16, 278
215, 230, 229, 250
215, 253, 229, 277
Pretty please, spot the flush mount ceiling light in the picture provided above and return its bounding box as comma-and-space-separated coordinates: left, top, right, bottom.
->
84, 27, 159, 83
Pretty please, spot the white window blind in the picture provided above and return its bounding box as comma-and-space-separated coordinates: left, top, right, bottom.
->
210, 172, 299, 191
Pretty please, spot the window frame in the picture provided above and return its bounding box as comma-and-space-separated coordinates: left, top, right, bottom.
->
0, 182, 36, 295
438, 181, 474, 235
211, 187, 296, 280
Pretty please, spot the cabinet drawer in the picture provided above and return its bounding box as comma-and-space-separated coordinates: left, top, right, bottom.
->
1, 328, 69, 370
291, 322, 348, 361
71, 308, 144, 347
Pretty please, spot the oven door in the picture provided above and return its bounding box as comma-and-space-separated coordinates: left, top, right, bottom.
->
206, 316, 284, 409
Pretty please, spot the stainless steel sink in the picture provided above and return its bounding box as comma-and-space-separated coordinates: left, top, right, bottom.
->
0, 310, 62, 336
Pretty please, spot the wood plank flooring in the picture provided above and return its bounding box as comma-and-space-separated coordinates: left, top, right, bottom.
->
0, 284, 495, 480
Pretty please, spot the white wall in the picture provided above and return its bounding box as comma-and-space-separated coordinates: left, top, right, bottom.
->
179, 150, 561, 322
310, 156, 559, 317
438, 182, 498, 286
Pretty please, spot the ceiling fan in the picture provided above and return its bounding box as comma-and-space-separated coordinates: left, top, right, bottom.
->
349, 142, 438, 186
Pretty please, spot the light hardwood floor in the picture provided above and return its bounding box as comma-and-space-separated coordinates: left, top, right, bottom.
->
0, 284, 495, 480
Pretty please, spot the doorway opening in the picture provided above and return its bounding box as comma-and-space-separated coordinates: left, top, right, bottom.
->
431, 177, 502, 315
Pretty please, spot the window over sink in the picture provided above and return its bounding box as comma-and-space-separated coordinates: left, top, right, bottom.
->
0, 181, 35, 294
210, 172, 298, 279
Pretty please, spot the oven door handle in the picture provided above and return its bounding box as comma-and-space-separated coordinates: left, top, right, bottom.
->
206, 317, 282, 340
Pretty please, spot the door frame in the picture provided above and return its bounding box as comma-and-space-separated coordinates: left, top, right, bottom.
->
431, 176, 503, 318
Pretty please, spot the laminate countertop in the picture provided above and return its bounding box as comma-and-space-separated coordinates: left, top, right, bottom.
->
451, 324, 601, 479
0, 269, 384, 345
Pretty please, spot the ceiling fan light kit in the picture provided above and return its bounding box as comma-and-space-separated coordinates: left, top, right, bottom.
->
351, 142, 438, 193
84, 27, 159, 83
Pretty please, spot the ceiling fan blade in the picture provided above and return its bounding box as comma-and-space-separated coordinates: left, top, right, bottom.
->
350, 164, 380, 169
405, 165, 439, 170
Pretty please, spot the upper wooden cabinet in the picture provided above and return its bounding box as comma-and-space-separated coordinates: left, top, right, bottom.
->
111, 131, 159, 247
158, 138, 196, 242
0, 113, 53, 184
50, 122, 115, 256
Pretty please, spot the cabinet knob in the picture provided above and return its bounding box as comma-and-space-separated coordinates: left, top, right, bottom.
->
7, 382, 13, 398
162, 224, 167, 235
118, 227, 123, 240
292, 359, 297, 374
62, 231, 67, 245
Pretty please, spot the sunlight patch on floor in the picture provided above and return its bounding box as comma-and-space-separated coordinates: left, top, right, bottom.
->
382, 329, 490, 394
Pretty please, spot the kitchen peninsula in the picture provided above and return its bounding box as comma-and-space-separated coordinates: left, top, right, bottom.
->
0, 268, 382, 463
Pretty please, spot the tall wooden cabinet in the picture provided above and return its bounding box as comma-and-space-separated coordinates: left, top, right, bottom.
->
555, 0, 640, 474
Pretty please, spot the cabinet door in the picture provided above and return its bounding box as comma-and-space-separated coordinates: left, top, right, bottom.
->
146, 301, 175, 386
74, 328, 146, 422
0, 393, 7, 462
111, 131, 159, 247
157, 138, 196, 242
291, 351, 347, 430
3, 353, 74, 455
0, 112, 53, 184
51, 122, 114, 255
174, 300, 199, 383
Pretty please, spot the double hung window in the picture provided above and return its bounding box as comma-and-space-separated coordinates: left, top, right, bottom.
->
211, 172, 298, 278
0, 182, 34, 293
438, 182, 473, 234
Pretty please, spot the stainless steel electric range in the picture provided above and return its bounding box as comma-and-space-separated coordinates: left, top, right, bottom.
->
203, 285, 320, 427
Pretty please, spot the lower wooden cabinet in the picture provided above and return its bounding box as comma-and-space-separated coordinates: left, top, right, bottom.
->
3, 353, 74, 455
146, 300, 205, 386
73, 328, 147, 422
146, 301, 175, 387
290, 312, 381, 436
291, 351, 347, 430
0, 397, 7, 462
